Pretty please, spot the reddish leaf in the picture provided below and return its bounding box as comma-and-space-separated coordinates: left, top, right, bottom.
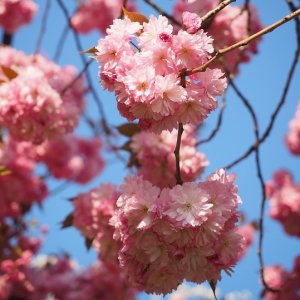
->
122, 7, 148, 24
61, 213, 74, 229
1, 66, 18, 80
80, 46, 98, 54
117, 123, 140, 137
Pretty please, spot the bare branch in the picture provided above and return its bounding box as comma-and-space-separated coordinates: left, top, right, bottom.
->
186, 8, 300, 76
34, 0, 51, 54
174, 123, 184, 185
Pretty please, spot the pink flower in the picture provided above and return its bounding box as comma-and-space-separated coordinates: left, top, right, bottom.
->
0, 0, 37, 33
285, 102, 300, 155
182, 11, 202, 34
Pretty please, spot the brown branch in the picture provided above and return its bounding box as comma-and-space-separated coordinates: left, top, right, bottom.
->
143, 0, 181, 26
56, 0, 110, 136
224, 38, 300, 170
174, 122, 184, 185
186, 7, 300, 76
53, 24, 69, 62
34, 0, 51, 54
61, 58, 93, 95
197, 94, 226, 146
201, 0, 236, 24
1, 32, 13, 46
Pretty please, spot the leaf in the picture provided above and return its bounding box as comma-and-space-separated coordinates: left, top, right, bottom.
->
116, 123, 140, 137
61, 213, 73, 229
85, 237, 93, 250
122, 6, 148, 24
209, 280, 218, 300
80, 46, 98, 54
0, 165, 11, 176
0, 66, 18, 80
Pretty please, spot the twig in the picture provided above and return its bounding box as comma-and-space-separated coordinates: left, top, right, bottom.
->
201, 0, 236, 24
185, 8, 300, 76
53, 25, 69, 62
56, 0, 110, 135
174, 123, 184, 185
34, 0, 51, 54
143, 0, 181, 26
1, 32, 13, 46
61, 58, 93, 95
197, 95, 226, 146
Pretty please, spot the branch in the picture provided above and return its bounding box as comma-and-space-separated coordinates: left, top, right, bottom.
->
1, 32, 13, 46
186, 7, 300, 76
143, 0, 181, 26
201, 0, 236, 24
53, 24, 69, 62
34, 0, 51, 54
174, 122, 184, 185
197, 94, 226, 146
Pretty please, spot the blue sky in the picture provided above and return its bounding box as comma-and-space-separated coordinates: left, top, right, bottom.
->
4, 0, 300, 299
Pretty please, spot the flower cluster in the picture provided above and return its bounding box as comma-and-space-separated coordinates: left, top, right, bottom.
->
37, 134, 105, 184
130, 126, 208, 188
1, 255, 136, 300
71, 0, 136, 34
110, 170, 244, 294
0, 138, 47, 219
285, 102, 300, 155
96, 15, 227, 133
73, 184, 120, 261
173, 0, 263, 73
0, 0, 37, 34
263, 256, 300, 300
0, 47, 86, 144
236, 223, 256, 260
266, 170, 300, 237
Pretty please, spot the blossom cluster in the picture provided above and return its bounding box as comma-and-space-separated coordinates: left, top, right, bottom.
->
0, 0, 37, 34
266, 170, 300, 237
110, 170, 244, 294
130, 126, 208, 188
96, 15, 227, 133
71, 0, 136, 34
285, 102, 300, 155
0, 46, 86, 144
0, 255, 135, 300
0, 138, 47, 219
37, 134, 105, 184
173, 0, 262, 73
73, 184, 120, 261
263, 255, 300, 300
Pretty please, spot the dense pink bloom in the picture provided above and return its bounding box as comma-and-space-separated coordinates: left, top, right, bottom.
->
37, 134, 104, 183
236, 223, 256, 260
182, 11, 202, 34
0, 138, 47, 219
263, 256, 300, 300
73, 184, 120, 261
130, 126, 208, 188
266, 170, 300, 237
3, 255, 136, 300
71, 0, 136, 34
285, 102, 300, 155
110, 170, 243, 294
0, 47, 86, 144
0, 0, 37, 33
173, 0, 263, 73
96, 15, 226, 133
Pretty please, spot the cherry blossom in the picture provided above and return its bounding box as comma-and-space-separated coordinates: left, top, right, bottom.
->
0, 0, 37, 34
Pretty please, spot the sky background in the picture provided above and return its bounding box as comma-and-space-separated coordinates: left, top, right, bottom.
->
3, 0, 300, 299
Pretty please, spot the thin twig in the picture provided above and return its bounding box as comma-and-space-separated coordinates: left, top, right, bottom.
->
197, 95, 226, 146
201, 0, 236, 24
34, 0, 51, 54
1, 32, 13, 46
56, 0, 110, 135
61, 58, 93, 95
53, 25, 69, 62
174, 123, 184, 185
185, 8, 300, 76
143, 0, 181, 26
